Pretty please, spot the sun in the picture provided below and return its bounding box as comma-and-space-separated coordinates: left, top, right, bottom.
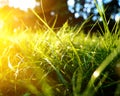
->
8, 0, 39, 11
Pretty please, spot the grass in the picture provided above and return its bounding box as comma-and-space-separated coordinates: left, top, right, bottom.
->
0, 2, 120, 96
0, 20, 120, 96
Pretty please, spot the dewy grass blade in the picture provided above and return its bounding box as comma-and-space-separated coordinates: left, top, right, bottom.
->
72, 67, 83, 96
31, 9, 64, 46
8, 56, 15, 71
72, 15, 92, 40
44, 58, 68, 86
69, 40, 83, 73
94, 0, 110, 33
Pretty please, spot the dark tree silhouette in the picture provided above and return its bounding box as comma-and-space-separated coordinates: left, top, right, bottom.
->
35, 0, 74, 27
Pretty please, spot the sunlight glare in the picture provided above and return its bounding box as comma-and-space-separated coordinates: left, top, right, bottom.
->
0, 0, 8, 7
93, 71, 100, 78
115, 13, 120, 22
0, 19, 4, 29
8, 0, 38, 11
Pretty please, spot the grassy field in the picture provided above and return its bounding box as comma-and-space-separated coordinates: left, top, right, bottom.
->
0, 18, 120, 96
0, 3, 120, 95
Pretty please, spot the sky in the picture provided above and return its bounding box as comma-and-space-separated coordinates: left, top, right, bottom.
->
0, 0, 39, 11
0, 0, 8, 7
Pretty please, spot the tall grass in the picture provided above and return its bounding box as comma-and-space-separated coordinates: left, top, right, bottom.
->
0, 1, 120, 96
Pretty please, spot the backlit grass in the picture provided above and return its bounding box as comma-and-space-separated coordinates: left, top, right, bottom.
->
0, 19, 120, 96
0, 1, 120, 95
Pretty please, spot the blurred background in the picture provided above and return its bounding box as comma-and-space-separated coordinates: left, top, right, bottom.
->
0, 0, 120, 32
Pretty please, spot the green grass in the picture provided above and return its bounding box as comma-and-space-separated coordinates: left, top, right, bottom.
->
0, 2, 120, 96
0, 19, 120, 96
